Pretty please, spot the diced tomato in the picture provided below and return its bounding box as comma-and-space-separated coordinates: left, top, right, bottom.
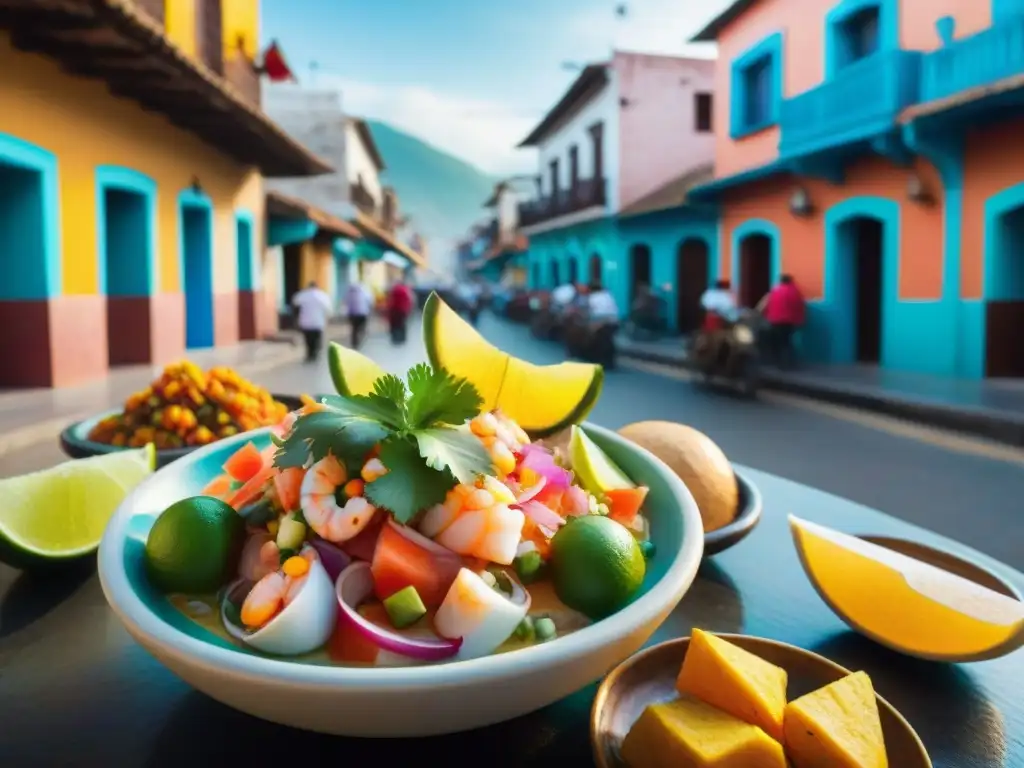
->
370, 522, 463, 608
227, 465, 274, 510
606, 487, 649, 526
223, 442, 264, 483
273, 467, 305, 512
201, 474, 232, 499
341, 512, 384, 562
327, 620, 380, 665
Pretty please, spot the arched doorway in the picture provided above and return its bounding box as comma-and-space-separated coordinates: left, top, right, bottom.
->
236, 212, 257, 340
180, 190, 215, 349
984, 190, 1024, 377
567, 256, 579, 285
738, 234, 772, 308
589, 254, 602, 284
550, 259, 561, 287
676, 238, 709, 334
98, 168, 156, 365
838, 217, 884, 364
629, 244, 652, 304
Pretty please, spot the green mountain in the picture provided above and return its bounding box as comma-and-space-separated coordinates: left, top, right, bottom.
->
365, 120, 497, 251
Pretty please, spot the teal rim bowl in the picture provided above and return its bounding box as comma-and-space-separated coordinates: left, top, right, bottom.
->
59, 394, 304, 468
97, 421, 705, 736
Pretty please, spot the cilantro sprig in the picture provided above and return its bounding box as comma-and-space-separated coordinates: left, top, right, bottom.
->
273, 363, 493, 523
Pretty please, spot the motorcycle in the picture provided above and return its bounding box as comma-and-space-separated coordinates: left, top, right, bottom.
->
690, 309, 763, 397
564, 307, 617, 368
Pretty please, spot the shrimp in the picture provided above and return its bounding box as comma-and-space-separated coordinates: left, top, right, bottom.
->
470, 410, 530, 478
240, 547, 318, 629
300, 455, 377, 543
419, 476, 524, 565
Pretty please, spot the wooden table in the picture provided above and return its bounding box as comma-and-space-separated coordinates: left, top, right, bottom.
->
0, 466, 1020, 767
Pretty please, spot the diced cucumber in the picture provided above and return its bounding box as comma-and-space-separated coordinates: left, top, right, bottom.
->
514, 616, 535, 641
383, 586, 427, 629
276, 514, 307, 551
534, 617, 557, 642
640, 540, 656, 560
514, 550, 544, 584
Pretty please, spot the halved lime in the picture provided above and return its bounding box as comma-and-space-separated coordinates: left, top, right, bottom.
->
569, 425, 635, 496
327, 341, 386, 397
0, 444, 156, 568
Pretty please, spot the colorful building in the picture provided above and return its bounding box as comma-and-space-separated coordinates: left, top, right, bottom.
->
691, 0, 1024, 378
0, 0, 329, 388
520, 51, 718, 330
469, 179, 532, 286
263, 85, 425, 307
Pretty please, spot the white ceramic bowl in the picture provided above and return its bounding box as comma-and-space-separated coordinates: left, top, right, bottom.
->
98, 422, 704, 737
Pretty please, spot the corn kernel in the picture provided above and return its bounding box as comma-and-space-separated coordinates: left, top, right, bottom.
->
266, 519, 280, 537
361, 458, 388, 482
282, 555, 310, 578
470, 412, 498, 437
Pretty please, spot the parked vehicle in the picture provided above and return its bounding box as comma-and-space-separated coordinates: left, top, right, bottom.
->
624, 294, 669, 341
690, 309, 764, 397
564, 307, 617, 368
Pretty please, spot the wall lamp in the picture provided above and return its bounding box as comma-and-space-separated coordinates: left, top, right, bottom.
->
907, 172, 935, 206
789, 186, 814, 217
190, 176, 204, 196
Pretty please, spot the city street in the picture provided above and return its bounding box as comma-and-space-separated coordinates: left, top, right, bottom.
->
3, 312, 1022, 567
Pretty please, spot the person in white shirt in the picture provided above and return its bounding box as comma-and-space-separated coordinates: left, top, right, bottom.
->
700, 279, 738, 326
587, 282, 620, 322
344, 281, 374, 349
585, 280, 620, 368
291, 281, 333, 362
551, 282, 577, 312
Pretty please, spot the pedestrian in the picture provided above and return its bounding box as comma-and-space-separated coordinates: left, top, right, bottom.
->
344, 280, 374, 349
762, 274, 806, 369
291, 280, 332, 362
387, 277, 414, 344
699, 279, 738, 332
586, 279, 620, 369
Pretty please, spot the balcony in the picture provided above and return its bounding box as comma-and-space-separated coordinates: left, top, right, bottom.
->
921, 16, 1024, 104
195, 0, 224, 76
225, 49, 261, 109
779, 50, 921, 159
350, 182, 378, 218
518, 177, 607, 228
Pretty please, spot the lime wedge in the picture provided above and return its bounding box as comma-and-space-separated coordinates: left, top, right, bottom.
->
569, 425, 635, 496
327, 341, 386, 397
0, 444, 156, 568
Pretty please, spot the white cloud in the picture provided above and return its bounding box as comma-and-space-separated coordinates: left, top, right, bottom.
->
567, 0, 726, 60
314, 75, 536, 177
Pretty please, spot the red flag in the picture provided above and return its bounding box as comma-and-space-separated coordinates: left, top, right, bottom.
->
258, 41, 295, 82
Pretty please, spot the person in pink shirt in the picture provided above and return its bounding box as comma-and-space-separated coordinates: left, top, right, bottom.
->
763, 274, 806, 368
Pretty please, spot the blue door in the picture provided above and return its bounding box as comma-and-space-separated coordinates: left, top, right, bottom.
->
182, 205, 214, 349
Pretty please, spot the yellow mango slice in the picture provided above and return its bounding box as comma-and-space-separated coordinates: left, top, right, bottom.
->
790, 515, 1024, 661
784, 671, 888, 768
676, 629, 788, 742
621, 695, 787, 768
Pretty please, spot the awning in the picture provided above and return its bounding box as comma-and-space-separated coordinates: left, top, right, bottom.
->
350, 211, 426, 269
619, 163, 716, 217
0, 0, 333, 177
266, 191, 360, 240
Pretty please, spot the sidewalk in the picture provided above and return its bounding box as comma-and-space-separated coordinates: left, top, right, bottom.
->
617, 335, 1024, 447
0, 341, 304, 456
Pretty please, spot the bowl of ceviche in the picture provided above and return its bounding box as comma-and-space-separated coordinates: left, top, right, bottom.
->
98, 360, 704, 737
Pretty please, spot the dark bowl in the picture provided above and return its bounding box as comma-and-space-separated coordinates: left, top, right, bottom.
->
703, 470, 762, 557
59, 393, 304, 469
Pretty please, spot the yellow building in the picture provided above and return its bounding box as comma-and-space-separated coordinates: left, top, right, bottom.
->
0, 0, 329, 388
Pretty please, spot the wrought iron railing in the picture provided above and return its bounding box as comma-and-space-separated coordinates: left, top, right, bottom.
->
518, 177, 607, 227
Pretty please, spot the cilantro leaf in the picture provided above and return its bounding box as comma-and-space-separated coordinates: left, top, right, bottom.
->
319, 391, 404, 430
273, 409, 390, 469
414, 427, 494, 484
405, 363, 484, 429
364, 437, 456, 523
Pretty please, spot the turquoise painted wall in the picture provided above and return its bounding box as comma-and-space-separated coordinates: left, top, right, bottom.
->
525, 209, 718, 331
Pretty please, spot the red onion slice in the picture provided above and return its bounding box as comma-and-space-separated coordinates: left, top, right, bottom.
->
309, 537, 352, 581
335, 562, 462, 661
520, 446, 572, 490
564, 485, 590, 517
514, 477, 547, 504
518, 499, 566, 531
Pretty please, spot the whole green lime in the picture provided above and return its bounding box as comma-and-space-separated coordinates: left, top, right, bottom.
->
145, 496, 245, 593
550, 515, 646, 620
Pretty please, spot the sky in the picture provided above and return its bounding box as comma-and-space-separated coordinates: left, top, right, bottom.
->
262, 0, 732, 176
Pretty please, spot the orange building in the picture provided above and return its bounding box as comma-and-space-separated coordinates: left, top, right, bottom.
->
691, 0, 1024, 378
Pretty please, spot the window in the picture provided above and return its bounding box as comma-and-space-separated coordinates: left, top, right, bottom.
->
695, 92, 713, 132
841, 7, 880, 65
729, 33, 782, 138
